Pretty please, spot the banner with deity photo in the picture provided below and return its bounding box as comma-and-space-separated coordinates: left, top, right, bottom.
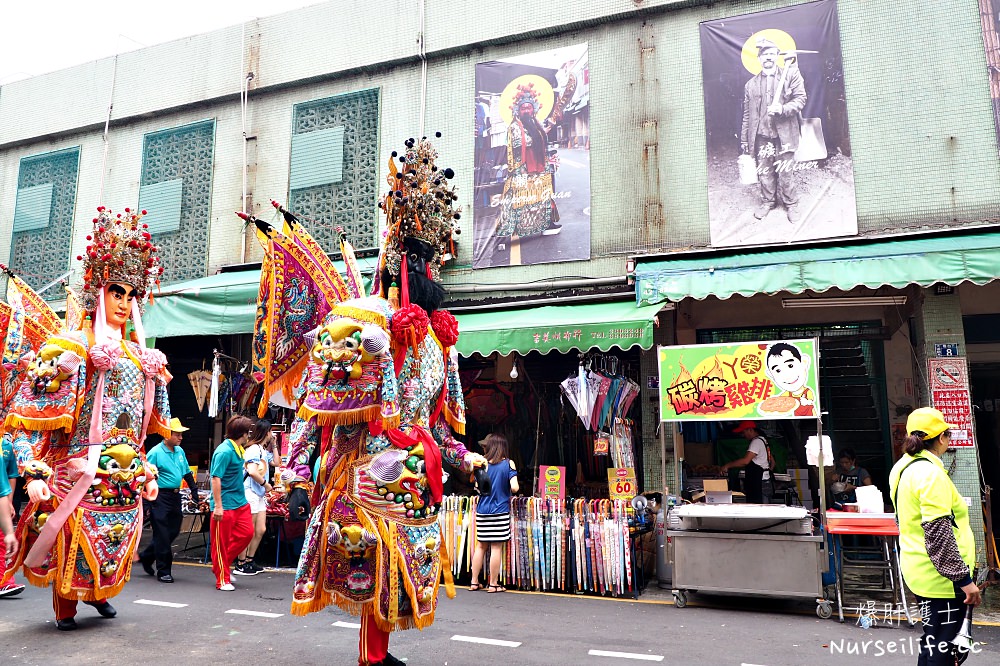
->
700, 0, 857, 247
473, 43, 590, 269
657, 339, 820, 422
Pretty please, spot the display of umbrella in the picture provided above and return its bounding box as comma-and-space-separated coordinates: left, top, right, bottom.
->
437, 495, 635, 597
188, 368, 212, 412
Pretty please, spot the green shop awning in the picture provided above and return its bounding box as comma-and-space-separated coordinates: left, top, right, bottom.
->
455, 300, 665, 357
143, 263, 371, 338
635, 229, 1000, 306
143, 270, 261, 338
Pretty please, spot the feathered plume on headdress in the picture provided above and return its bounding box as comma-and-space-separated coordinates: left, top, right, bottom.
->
510, 82, 541, 114
376, 133, 461, 288
77, 207, 162, 313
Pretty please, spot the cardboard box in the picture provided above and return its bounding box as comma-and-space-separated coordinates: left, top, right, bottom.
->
706, 491, 734, 504
695, 479, 740, 504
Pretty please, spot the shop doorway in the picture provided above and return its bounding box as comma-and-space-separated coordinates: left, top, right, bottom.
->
970, 362, 1000, 542
457, 348, 644, 498
698, 322, 892, 488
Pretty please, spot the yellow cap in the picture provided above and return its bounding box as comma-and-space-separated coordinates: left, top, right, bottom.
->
905, 407, 955, 441
168, 417, 190, 433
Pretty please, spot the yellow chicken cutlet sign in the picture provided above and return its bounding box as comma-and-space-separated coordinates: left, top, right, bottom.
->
657, 339, 820, 422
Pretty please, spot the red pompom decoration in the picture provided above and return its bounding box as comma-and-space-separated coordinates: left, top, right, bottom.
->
430, 309, 459, 348
141, 210, 147, 215
390, 304, 430, 348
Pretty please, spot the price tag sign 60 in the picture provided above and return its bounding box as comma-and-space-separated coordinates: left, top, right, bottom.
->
608, 467, 637, 501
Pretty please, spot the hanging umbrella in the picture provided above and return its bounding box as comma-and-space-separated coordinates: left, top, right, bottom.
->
576, 363, 590, 427
188, 369, 213, 412
208, 356, 221, 418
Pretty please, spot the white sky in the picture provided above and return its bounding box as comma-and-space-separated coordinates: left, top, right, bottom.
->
0, 1, 326, 85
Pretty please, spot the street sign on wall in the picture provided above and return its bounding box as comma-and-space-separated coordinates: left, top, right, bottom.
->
928, 357, 974, 446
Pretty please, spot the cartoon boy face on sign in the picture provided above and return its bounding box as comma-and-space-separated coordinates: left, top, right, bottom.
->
764, 342, 816, 416
765, 342, 810, 393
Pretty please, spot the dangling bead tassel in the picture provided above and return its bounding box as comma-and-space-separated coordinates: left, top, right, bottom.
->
387, 282, 400, 310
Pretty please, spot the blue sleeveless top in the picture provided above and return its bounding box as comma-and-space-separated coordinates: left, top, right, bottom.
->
476, 459, 517, 515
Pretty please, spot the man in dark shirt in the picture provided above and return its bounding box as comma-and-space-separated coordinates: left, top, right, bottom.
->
740, 38, 808, 222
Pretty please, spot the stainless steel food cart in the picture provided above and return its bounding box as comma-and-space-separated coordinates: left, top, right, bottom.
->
667, 503, 833, 618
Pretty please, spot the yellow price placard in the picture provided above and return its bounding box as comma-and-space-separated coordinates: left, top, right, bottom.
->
607, 467, 637, 502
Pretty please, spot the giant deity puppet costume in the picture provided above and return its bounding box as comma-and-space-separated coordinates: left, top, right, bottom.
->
3, 207, 172, 630
244, 136, 485, 666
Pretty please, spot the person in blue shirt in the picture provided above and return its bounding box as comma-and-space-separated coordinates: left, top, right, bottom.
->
138, 418, 200, 583
469, 433, 519, 593
0, 437, 25, 597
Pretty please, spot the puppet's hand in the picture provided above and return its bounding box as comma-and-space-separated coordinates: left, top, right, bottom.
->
465, 452, 488, 469
27, 480, 51, 503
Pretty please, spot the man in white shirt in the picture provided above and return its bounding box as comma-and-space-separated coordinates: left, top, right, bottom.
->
721, 420, 775, 504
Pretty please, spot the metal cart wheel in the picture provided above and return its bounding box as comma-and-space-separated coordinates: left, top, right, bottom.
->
816, 602, 833, 619
673, 590, 688, 608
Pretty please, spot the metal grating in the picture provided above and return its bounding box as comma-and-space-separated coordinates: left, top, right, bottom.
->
696, 322, 888, 345
289, 88, 380, 253
141, 119, 216, 283
9, 147, 80, 297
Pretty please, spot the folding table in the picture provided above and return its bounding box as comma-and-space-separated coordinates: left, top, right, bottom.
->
825, 511, 914, 625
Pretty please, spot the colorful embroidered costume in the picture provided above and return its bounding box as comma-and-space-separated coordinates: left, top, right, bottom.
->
496, 83, 560, 238
247, 137, 481, 665
2, 208, 171, 623
285, 299, 472, 630
4, 328, 171, 599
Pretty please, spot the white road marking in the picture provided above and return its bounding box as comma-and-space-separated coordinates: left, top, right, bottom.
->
333, 620, 362, 629
225, 609, 284, 618
134, 599, 188, 608
451, 635, 522, 648
588, 650, 664, 662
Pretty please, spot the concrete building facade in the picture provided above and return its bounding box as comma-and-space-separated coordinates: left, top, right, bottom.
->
1, 0, 999, 567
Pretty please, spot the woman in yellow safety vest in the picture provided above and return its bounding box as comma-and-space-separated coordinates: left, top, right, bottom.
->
889, 407, 980, 665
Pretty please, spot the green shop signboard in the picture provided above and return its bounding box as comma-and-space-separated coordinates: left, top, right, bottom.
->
657, 339, 820, 422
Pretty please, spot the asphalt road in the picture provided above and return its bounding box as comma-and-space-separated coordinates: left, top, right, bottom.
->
1, 563, 998, 666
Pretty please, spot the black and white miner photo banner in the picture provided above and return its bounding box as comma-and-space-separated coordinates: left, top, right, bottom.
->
700, 0, 857, 247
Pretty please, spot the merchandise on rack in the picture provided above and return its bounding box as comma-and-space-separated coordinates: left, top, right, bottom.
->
558, 354, 639, 471
437, 494, 638, 597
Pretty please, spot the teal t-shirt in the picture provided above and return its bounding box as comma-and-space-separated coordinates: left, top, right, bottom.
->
209, 439, 249, 511
2, 437, 18, 481
147, 442, 192, 490
0, 443, 11, 498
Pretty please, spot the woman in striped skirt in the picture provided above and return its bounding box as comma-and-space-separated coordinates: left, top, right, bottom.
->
470, 434, 520, 593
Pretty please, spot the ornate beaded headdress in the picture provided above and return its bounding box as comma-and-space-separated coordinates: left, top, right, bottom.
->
78, 206, 163, 314
377, 134, 461, 283
510, 83, 541, 114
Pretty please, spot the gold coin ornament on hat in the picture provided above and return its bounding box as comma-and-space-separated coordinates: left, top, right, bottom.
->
499, 74, 555, 125
741, 29, 797, 75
